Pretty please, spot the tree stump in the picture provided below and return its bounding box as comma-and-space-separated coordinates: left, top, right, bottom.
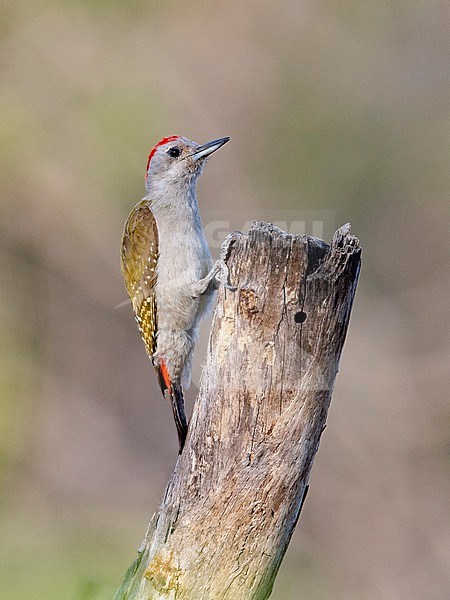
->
114, 222, 361, 600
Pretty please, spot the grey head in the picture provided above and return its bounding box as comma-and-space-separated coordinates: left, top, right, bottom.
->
145, 135, 229, 193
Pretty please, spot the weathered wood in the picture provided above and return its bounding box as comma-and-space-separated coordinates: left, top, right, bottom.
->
114, 222, 361, 600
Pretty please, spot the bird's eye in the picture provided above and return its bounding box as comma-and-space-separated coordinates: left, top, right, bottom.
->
167, 147, 181, 158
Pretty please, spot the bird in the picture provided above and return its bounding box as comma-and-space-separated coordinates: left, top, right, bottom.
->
121, 135, 230, 452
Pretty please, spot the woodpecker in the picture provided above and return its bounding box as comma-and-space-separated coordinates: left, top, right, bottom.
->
121, 135, 230, 452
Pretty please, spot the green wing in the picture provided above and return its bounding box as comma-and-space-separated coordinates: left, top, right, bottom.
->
121, 200, 159, 357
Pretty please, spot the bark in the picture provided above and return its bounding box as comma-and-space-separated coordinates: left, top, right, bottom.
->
114, 221, 361, 600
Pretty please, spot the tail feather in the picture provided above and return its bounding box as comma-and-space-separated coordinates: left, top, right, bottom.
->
156, 362, 188, 452
170, 381, 188, 452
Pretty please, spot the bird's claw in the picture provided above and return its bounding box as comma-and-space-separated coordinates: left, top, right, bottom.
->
214, 232, 239, 291
214, 260, 237, 291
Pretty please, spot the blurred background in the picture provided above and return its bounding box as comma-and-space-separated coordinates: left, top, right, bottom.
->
1, 1, 449, 599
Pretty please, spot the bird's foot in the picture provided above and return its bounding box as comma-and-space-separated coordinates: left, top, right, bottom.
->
189, 232, 239, 297
213, 232, 238, 291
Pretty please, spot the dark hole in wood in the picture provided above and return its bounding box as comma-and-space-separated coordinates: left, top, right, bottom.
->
294, 311, 307, 324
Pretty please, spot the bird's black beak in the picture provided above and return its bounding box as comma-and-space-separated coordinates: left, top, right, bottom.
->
188, 137, 230, 160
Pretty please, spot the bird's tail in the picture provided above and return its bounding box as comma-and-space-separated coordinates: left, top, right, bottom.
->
156, 361, 188, 453
170, 381, 188, 452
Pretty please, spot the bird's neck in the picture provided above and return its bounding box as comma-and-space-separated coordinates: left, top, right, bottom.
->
146, 178, 203, 229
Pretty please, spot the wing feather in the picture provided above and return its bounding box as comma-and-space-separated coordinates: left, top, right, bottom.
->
120, 201, 159, 357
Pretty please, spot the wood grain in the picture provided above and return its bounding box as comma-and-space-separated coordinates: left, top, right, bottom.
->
114, 222, 361, 600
